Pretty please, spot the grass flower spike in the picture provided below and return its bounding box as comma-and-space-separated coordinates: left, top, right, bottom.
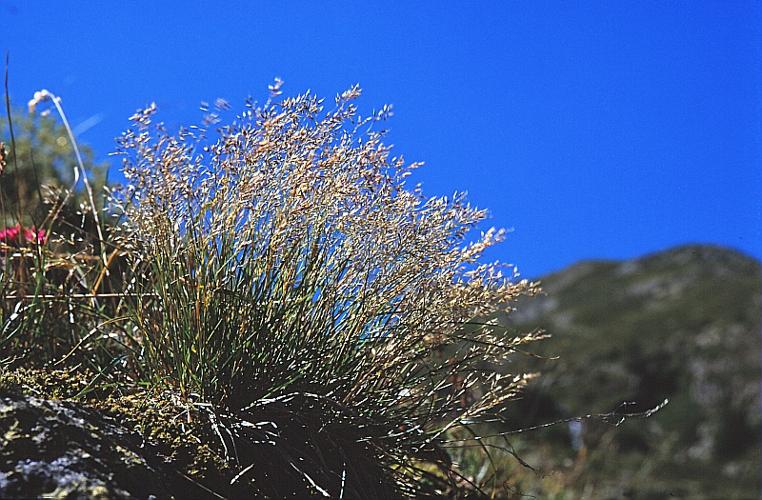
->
113, 84, 541, 498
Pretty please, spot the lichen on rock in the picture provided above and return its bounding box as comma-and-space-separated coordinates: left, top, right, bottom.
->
0, 393, 174, 498
0, 371, 230, 499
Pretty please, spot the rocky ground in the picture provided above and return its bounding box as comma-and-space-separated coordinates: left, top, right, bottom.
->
0, 393, 189, 499
0, 370, 231, 499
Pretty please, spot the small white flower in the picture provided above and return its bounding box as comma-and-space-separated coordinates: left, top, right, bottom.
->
27, 89, 53, 114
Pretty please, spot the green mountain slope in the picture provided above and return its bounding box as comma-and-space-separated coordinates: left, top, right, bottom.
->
498, 244, 760, 499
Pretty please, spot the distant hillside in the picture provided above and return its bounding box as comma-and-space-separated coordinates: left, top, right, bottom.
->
499, 244, 761, 499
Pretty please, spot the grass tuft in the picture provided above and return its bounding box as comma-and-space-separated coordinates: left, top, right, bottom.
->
3, 81, 542, 498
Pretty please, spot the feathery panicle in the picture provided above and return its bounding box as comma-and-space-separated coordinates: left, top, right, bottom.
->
112, 84, 541, 497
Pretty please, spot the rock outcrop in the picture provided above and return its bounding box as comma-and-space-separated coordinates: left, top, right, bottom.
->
0, 393, 210, 499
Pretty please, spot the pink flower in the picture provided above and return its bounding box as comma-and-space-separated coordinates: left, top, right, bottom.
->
23, 227, 47, 245
0, 225, 48, 247
0, 225, 21, 244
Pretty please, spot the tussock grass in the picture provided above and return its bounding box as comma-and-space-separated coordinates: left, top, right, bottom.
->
2, 80, 542, 498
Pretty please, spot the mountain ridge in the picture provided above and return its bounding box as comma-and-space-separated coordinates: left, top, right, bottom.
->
525, 242, 759, 283
498, 243, 760, 498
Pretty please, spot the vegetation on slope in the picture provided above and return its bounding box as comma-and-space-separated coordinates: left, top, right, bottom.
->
4, 79, 753, 499
495, 244, 761, 499
1, 83, 541, 498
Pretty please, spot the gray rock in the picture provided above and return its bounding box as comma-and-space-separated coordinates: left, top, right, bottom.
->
0, 393, 206, 499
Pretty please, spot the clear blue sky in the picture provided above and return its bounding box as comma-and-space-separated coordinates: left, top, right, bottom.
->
2, 2, 760, 278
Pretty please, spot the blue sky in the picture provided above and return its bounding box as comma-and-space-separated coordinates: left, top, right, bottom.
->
2, 2, 760, 278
